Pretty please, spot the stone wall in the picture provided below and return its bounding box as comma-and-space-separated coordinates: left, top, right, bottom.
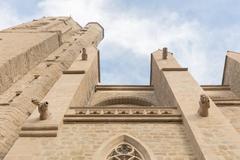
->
0, 40, 80, 159
0, 32, 59, 94
70, 47, 99, 107
151, 52, 178, 106
219, 107, 240, 133
89, 90, 160, 106
152, 50, 240, 160
223, 52, 240, 97
4, 123, 197, 160
0, 17, 104, 159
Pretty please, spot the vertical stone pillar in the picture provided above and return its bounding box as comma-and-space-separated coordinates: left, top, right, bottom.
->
18, 22, 104, 137
151, 49, 240, 160
222, 51, 240, 97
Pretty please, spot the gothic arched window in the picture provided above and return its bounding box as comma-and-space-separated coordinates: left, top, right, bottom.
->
107, 143, 144, 160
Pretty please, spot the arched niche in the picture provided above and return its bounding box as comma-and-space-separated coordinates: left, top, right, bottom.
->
94, 96, 155, 106
93, 134, 156, 160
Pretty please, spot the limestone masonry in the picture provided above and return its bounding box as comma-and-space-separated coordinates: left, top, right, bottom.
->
0, 17, 240, 160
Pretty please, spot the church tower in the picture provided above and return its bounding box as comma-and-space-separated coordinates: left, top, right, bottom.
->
1, 17, 240, 160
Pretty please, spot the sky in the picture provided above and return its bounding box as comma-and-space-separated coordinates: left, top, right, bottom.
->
1, 0, 240, 85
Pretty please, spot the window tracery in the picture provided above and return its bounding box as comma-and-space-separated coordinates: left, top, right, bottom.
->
107, 143, 144, 160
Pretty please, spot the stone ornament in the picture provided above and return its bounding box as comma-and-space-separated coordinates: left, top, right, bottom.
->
162, 47, 168, 59
72, 108, 176, 116
198, 94, 210, 117
107, 143, 144, 160
82, 48, 88, 60
31, 99, 50, 120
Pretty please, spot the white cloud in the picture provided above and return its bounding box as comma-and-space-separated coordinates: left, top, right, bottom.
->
38, 0, 215, 84
0, 2, 21, 29
1, 0, 239, 84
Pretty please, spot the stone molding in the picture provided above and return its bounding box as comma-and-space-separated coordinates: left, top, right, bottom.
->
161, 67, 188, 71
64, 106, 181, 123
62, 70, 85, 74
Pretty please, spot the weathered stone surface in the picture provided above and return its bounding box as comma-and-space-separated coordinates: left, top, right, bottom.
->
201, 84, 240, 134
88, 90, 160, 107
1, 16, 240, 160
0, 32, 59, 94
223, 51, 240, 97
4, 123, 196, 160
220, 106, 240, 133
0, 39, 78, 160
152, 51, 240, 160
0, 16, 103, 159
151, 50, 179, 106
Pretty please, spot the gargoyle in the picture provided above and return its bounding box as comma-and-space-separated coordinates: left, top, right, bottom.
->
31, 98, 50, 120
198, 94, 210, 117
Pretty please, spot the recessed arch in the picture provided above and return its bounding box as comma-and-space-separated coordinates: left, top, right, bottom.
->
94, 96, 155, 106
94, 134, 156, 160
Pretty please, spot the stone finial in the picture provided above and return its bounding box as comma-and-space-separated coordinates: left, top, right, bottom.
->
82, 48, 88, 60
162, 47, 168, 59
198, 94, 210, 117
31, 98, 50, 120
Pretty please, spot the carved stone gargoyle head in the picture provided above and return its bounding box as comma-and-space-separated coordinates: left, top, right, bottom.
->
31, 98, 49, 120
198, 94, 210, 117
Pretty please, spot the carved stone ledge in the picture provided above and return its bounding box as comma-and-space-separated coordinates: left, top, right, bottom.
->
19, 130, 57, 137
62, 70, 85, 74
214, 101, 240, 106
20, 123, 58, 137
64, 107, 181, 123
95, 85, 154, 91
63, 117, 182, 123
161, 68, 188, 71
21, 123, 58, 131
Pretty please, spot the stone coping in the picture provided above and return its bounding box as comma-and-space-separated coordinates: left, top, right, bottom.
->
95, 85, 154, 91
201, 86, 231, 91
63, 117, 182, 123
200, 85, 230, 87
70, 106, 177, 109
212, 98, 240, 101
64, 105, 181, 123
214, 101, 240, 106
161, 67, 188, 71
62, 70, 85, 74
19, 130, 57, 137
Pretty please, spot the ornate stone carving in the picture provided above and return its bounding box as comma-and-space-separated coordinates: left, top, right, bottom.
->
132, 110, 144, 114
71, 108, 178, 117
90, 110, 100, 114
147, 110, 158, 114
104, 110, 115, 114
82, 48, 88, 60
107, 143, 143, 160
31, 99, 50, 120
162, 47, 168, 59
198, 94, 210, 117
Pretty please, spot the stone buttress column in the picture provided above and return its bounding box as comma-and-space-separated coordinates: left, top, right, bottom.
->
151, 49, 240, 160
6, 22, 104, 140
222, 51, 240, 97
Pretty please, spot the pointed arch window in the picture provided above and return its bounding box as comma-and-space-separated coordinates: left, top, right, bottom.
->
94, 134, 154, 160
107, 143, 144, 160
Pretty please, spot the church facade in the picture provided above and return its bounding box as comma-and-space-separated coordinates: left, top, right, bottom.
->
0, 17, 240, 160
